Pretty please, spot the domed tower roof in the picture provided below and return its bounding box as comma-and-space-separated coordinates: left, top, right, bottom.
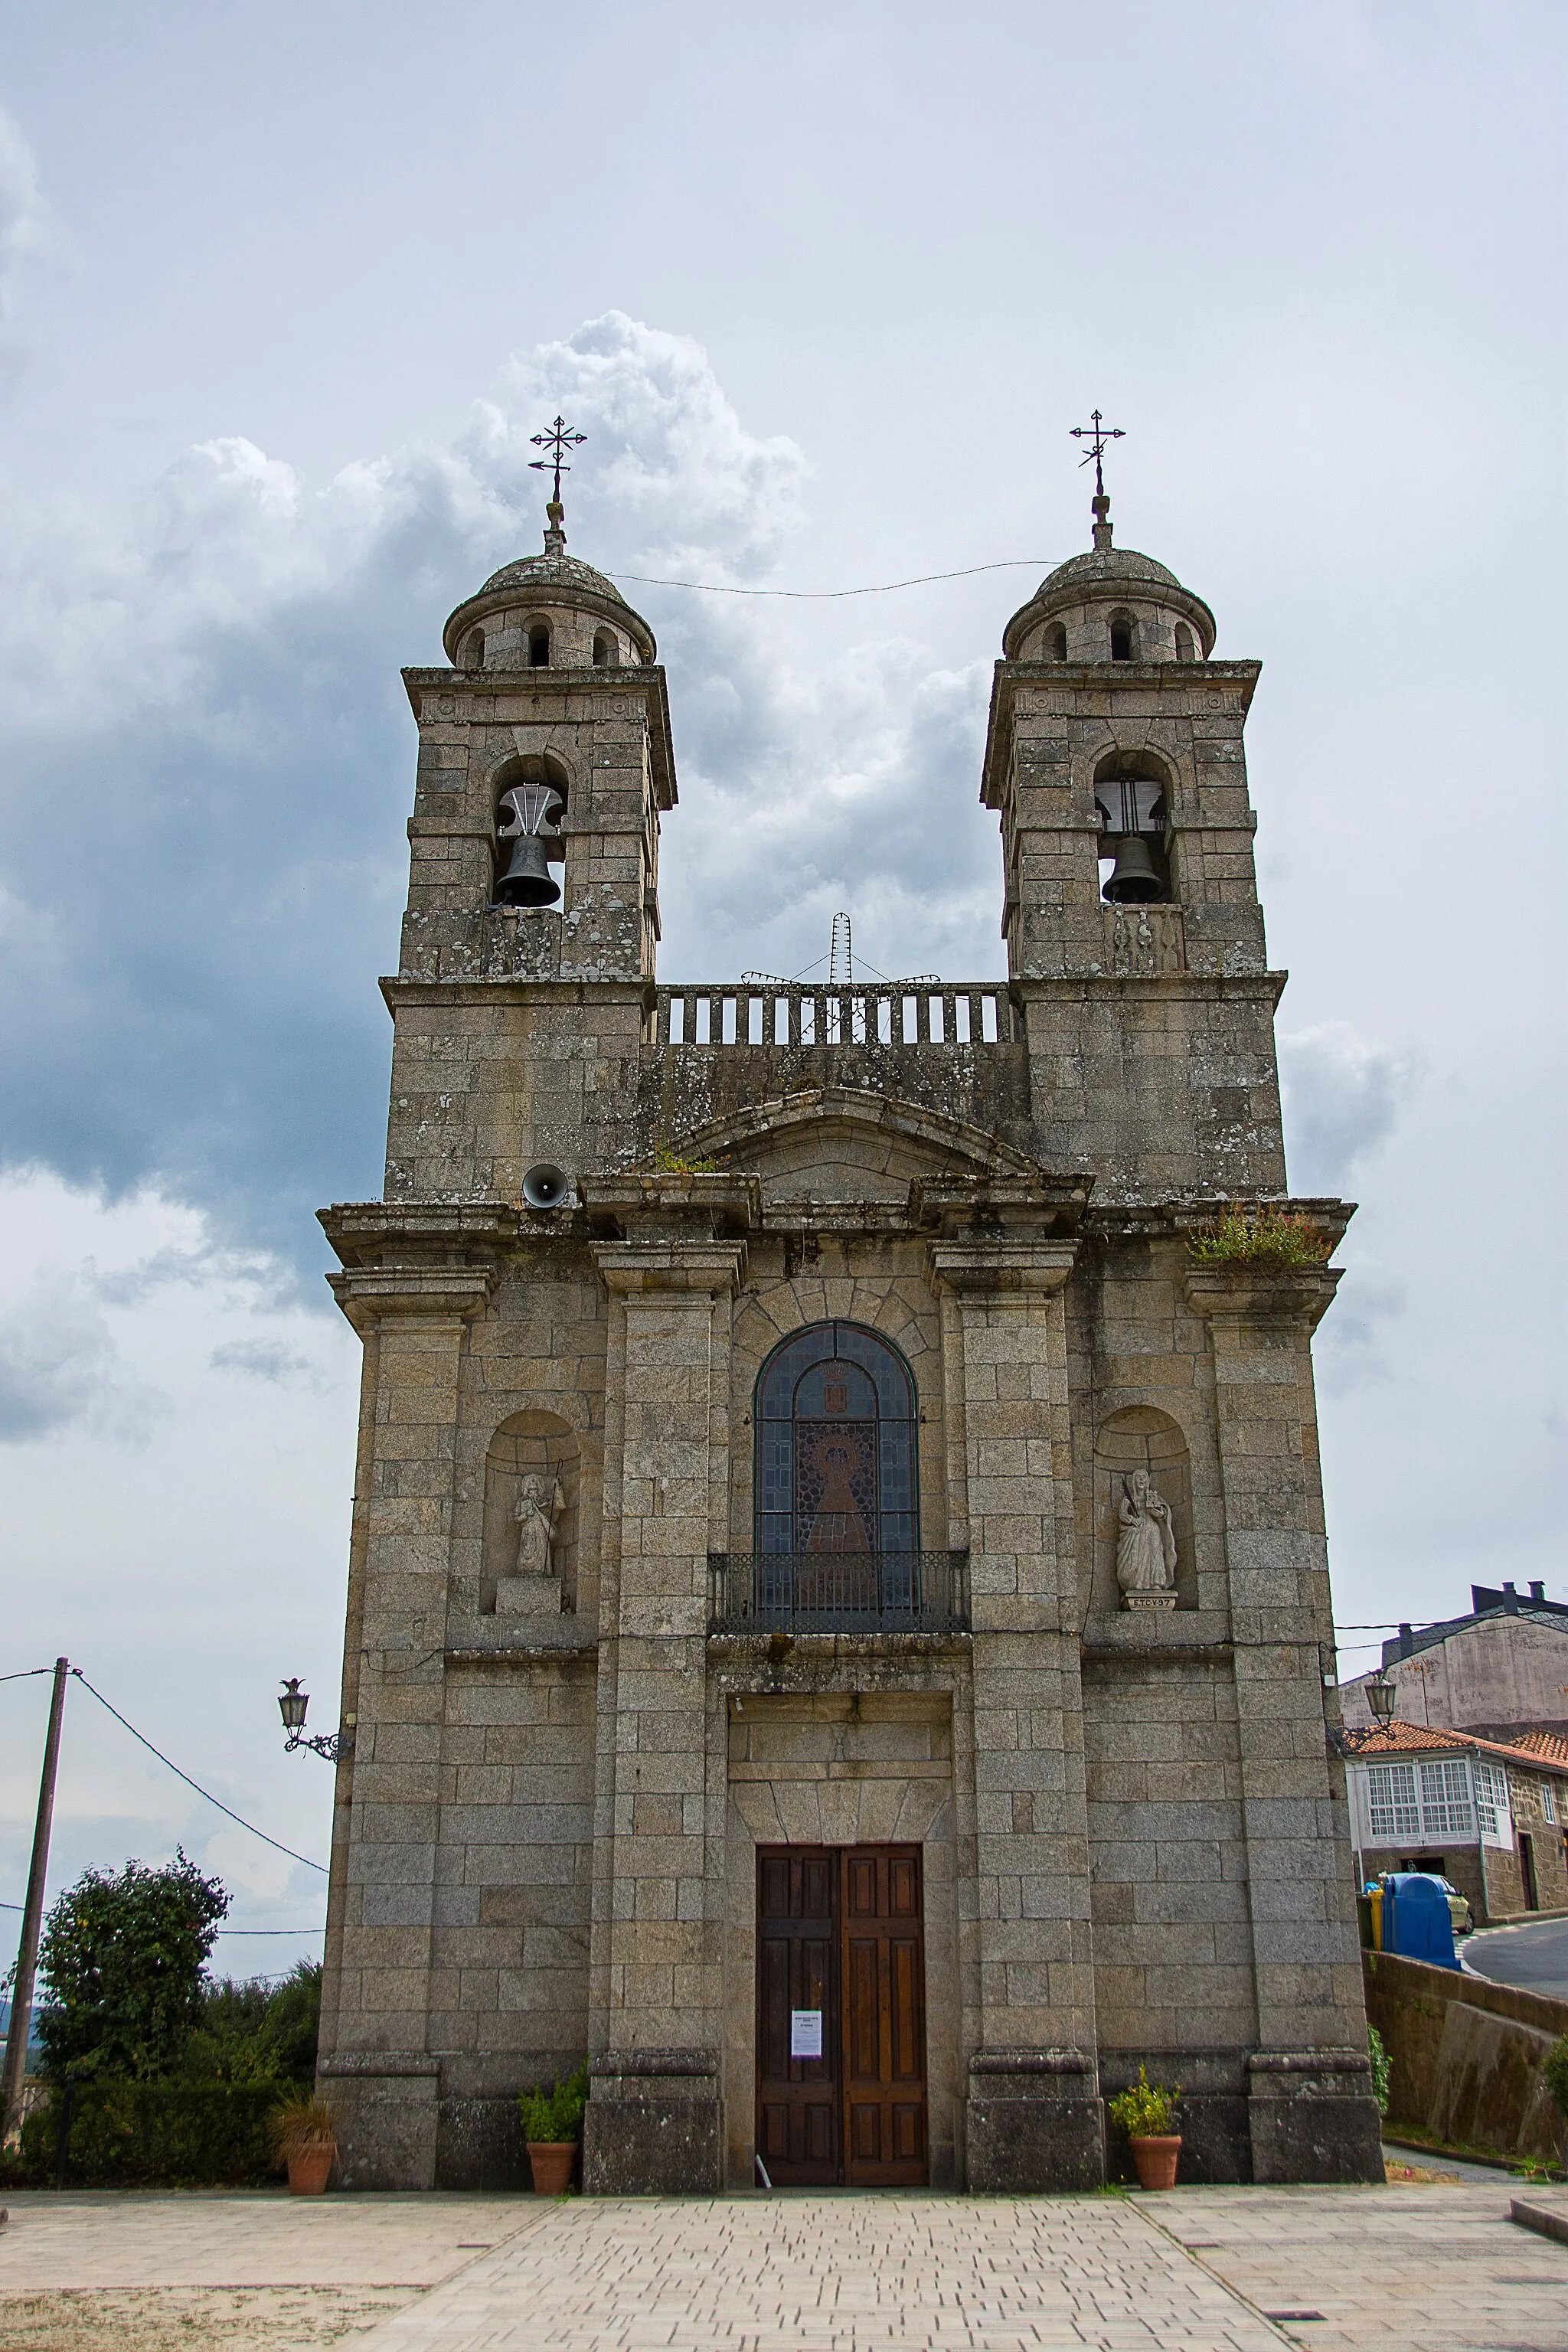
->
1001, 510, 1215, 662
442, 504, 657, 667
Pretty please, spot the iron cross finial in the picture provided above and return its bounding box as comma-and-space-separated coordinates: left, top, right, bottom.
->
529, 415, 588, 505
1070, 410, 1125, 500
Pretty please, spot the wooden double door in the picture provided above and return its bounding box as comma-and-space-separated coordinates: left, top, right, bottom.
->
756, 1844, 927, 2186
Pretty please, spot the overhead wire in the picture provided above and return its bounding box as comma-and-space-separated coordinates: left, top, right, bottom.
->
70, 1671, 328, 1874
607, 557, 1057, 599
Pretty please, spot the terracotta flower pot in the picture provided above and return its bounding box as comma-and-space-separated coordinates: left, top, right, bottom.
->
1129, 2134, 1181, 2191
527, 2140, 577, 2194
286, 2142, 335, 2195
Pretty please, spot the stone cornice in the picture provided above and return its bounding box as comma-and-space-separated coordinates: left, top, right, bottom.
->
400, 662, 676, 812
910, 1174, 1090, 1238
380, 975, 658, 1012
1182, 1262, 1344, 1334
319, 1201, 521, 1266
926, 1239, 1079, 1297
1011, 971, 1289, 1005
583, 1174, 761, 1241
982, 659, 1261, 808
326, 1264, 500, 1334
592, 1239, 748, 1298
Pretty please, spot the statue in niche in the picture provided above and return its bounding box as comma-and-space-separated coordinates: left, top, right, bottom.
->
1116, 1468, 1178, 1609
513, 1472, 564, 1578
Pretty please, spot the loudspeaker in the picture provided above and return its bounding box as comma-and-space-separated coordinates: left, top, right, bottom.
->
521, 1163, 572, 1210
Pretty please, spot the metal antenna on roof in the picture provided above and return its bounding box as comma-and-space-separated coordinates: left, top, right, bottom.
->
828, 912, 853, 987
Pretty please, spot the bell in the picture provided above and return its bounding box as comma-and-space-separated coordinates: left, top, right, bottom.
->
495, 834, 561, 908
1102, 832, 1162, 905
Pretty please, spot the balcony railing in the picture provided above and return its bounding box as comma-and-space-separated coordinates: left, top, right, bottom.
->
651, 985, 1015, 1050
707, 1551, 970, 1637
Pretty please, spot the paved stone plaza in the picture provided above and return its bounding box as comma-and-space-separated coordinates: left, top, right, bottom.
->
2, 2184, 1566, 2352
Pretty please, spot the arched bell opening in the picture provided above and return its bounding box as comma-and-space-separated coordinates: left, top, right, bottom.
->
1046, 622, 1069, 662
491, 753, 569, 910
1108, 607, 1138, 662
592, 628, 618, 666
527, 619, 551, 668
459, 626, 485, 671
1174, 622, 1195, 663
1094, 747, 1174, 906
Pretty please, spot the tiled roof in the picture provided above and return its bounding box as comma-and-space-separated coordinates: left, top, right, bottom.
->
1508, 1726, 1568, 1767
1340, 1718, 1568, 1776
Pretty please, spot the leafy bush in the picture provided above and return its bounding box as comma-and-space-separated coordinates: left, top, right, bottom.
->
1107, 2065, 1181, 2138
2, 2080, 278, 2187
181, 1961, 322, 2086
1368, 2024, 1390, 2118
520, 2061, 590, 2143
1186, 1207, 1331, 1269
32, 1851, 227, 2082
269, 2090, 338, 2161
1544, 2034, 1568, 2119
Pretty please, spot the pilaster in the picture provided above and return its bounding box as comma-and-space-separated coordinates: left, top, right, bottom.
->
316, 1252, 499, 2189
583, 1226, 747, 2194
1184, 1262, 1383, 2183
927, 1235, 1103, 2190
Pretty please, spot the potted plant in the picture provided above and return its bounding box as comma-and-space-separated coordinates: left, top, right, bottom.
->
270, 2092, 338, 2196
519, 2062, 589, 2194
1108, 2064, 1182, 2190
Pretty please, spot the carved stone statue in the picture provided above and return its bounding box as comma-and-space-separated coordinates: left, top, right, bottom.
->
513, 1472, 563, 1578
1116, 1468, 1178, 1610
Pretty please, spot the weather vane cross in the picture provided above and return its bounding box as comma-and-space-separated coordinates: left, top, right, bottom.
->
1070, 410, 1125, 499
529, 415, 587, 505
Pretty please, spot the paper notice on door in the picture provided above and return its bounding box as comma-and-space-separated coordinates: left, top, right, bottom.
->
789, 2008, 823, 2059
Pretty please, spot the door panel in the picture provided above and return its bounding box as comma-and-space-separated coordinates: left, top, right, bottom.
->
755, 1848, 840, 2185
839, 1844, 928, 2186
756, 1841, 928, 2189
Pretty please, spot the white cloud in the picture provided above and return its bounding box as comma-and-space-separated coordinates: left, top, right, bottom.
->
1279, 1021, 1424, 1195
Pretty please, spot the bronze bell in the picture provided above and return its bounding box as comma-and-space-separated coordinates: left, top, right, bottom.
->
1102, 832, 1162, 905
495, 834, 561, 907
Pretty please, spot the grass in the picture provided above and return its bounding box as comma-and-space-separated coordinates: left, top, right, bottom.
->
1186, 1207, 1332, 1269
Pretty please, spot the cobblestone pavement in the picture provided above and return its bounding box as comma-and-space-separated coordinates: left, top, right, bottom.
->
2, 2184, 1566, 2352
351, 2185, 1568, 2352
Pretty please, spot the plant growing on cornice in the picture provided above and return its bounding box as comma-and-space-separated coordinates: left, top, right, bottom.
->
1186, 1207, 1331, 1269
635, 1143, 722, 1175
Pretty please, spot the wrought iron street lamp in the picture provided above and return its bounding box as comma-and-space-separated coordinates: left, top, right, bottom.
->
1366, 1672, 1397, 1726
277, 1678, 354, 1763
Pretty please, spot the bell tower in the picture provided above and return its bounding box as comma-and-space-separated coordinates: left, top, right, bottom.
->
982, 464, 1284, 1197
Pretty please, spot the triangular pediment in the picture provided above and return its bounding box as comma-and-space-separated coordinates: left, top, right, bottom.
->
673, 1086, 1043, 1205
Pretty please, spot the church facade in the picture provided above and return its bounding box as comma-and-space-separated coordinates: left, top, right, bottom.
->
314, 479, 1383, 2194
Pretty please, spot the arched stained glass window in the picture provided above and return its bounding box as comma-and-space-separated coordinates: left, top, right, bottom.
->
755, 1321, 918, 1557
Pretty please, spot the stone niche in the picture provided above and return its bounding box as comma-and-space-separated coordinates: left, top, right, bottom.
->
1093, 1406, 1195, 1612
482, 1410, 580, 1617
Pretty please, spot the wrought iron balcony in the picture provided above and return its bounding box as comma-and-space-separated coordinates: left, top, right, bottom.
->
707, 1551, 969, 1638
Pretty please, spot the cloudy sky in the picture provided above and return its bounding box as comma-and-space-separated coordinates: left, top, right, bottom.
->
0, 2, 1561, 1970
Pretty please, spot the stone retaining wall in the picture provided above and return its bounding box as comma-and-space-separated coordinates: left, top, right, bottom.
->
1362, 1948, 1567, 2161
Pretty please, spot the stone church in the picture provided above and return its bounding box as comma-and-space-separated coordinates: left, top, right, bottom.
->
314, 468, 1383, 2194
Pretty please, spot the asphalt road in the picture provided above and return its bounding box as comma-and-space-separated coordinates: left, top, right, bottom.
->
1462, 1913, 1568, 1999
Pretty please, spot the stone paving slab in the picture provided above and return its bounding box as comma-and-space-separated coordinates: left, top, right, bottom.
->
1140, 2184, 1568, 2351
0, 2191, 547, 2288
356, 2196, 1290, 2352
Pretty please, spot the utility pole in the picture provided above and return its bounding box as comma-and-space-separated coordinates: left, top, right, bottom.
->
1, 1658, 69, 2143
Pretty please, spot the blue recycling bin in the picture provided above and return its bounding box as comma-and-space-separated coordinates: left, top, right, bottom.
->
1383, 1872, 1459, 1969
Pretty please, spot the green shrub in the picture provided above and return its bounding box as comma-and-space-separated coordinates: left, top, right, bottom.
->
1544, 2034, 1568, 2119
1107, 2065, 1181, 2138
1368, 2024, 1390, 2118
1186, 1207, 1331, 1269
520, 2061, 590, 2143
32, 1852, 227, 2082
0, 2079, 279, 2187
